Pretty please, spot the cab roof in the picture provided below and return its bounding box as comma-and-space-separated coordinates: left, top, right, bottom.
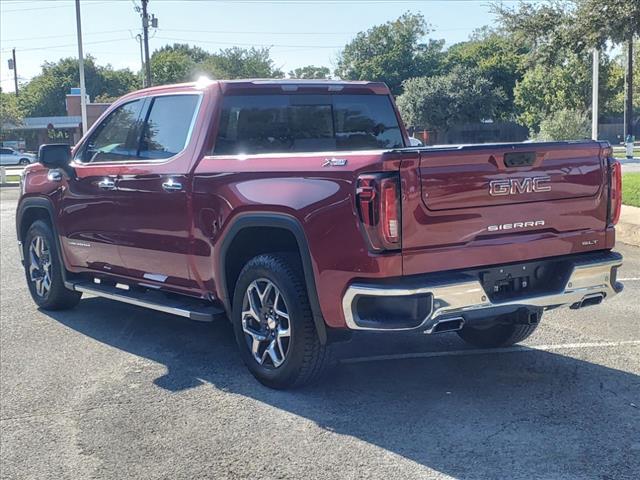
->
128, 78, 391, 97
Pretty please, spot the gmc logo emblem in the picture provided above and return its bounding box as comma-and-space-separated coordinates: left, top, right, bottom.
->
489, 176, 551, 196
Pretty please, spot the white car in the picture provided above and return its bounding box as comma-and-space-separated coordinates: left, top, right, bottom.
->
0, 148, 36, 166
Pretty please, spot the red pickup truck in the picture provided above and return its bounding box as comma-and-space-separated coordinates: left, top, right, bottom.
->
16, 79, 624, 388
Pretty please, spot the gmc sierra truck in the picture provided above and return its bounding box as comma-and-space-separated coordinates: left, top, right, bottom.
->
16, 79, 624, 388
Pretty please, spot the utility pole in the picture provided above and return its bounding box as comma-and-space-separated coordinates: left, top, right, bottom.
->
142, 0, 152, 87
11, 49, 18, 96
75, 0, 88, 135
136, 34, 145, 88
591, 48, 599, 140
624, 39, 634, 139
624, 38, 635, 159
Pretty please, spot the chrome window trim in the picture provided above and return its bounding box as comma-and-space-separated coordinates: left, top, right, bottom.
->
205, 149, 391, 161
72, 92, 203, 168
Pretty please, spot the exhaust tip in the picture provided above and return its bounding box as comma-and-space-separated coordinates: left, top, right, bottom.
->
571, 293, 605, 309
427, 317, 465, 334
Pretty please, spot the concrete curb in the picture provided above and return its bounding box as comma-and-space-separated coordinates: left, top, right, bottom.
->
617, 205, 640, 247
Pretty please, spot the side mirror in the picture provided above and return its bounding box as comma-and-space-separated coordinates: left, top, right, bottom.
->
38, 144, 74, 177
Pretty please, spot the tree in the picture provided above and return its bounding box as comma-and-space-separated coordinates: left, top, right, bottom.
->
396, 66, 506, 129
534, 108, 590, 141
17, 56, 139, 117
571, 0, 639, 49
514, 55, 590, 130
151, 49, 198, 85
202, 47, 283, 79
490, 1, 572, 66
493, 0, 640, 134
149, 44, 284, 84
0, 91, 23, 126
151, 43, 211, 85
288, 65, 330, 79
444, 29, 529, 119
153, 43, 209, 63
335, 12, 445, 95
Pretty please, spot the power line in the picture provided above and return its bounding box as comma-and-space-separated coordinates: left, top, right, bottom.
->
161, 28, 357, 36
0, 37, 135, 53
165, 0, 550, 3
159, 26, 476, 36
1, 1, 109, 13
2, 29, 132, 43
154, 36, 343, 49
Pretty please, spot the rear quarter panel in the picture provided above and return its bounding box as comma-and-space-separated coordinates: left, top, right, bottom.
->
191, 151, 402, 328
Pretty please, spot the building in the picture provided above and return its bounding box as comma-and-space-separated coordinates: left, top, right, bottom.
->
0, 88, 110, 152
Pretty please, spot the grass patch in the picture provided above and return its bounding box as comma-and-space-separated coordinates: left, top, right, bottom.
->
1, 175, 20, 184
622, 172, 640, 207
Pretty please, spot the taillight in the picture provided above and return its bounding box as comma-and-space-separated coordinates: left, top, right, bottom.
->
609, 160, 622, 226
356, 173, 401, 252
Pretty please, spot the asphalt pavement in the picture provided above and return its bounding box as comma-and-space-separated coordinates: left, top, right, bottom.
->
1, 187, 639, 480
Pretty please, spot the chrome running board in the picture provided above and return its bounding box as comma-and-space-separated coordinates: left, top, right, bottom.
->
68, 281, 224, 322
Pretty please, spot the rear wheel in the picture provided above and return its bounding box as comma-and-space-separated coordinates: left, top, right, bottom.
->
19, 158, 31, 166
232, 253, 329, 389
23, 220, 81, 310
457, 321, 538, 348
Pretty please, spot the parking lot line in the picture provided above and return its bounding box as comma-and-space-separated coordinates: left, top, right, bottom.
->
342, 340, 640, 364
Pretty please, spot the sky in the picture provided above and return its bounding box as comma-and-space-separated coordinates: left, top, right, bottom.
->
0, 0, 510, 93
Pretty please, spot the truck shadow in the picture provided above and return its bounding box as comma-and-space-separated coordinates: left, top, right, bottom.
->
45, 297, 640, 479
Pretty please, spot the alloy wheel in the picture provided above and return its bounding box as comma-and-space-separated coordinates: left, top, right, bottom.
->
241, 279, 291, 368
28, 235, 52, 298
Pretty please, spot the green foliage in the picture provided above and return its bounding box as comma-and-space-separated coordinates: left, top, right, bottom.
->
288, 65, 330, 79
151, 44, 212, 85
17, 56, 139, 117
533, 108, 590, 141
335, 12, 445, 95
491, 1, 573, 65
93, 93, 121, 104
396, 66, 506, 129
572, 0, 640, 48
444, 30, 528, 119
151, 44, 283, 84
492, 0, 640, 55
609, 40, 640, 112
622, 172, 640, 207
0, 91, 23, 126
202, 47, 284, 79
154, 43, 210, 63
514, 55, 591, 130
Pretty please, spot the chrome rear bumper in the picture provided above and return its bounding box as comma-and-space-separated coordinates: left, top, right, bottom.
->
342, 252, 623, 332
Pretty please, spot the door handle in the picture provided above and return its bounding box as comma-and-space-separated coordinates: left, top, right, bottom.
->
97, 178, 116, 190
162, 178, 183, 192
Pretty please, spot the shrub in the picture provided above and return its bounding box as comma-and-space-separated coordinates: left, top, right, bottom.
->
533, 109, 590, 141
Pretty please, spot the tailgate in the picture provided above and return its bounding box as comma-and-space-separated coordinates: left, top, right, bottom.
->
400, 141, 611, 275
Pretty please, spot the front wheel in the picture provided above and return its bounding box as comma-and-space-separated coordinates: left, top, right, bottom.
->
19, 158, 31, 166
232, 253, 329, 389
23, 220, 82, 310
457, 321, 538, 348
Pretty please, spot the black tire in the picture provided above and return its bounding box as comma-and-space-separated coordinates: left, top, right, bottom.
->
19, 158, 31, 166
23, 220, 82, 310
232, 253, 329, 389
457, 321, 538, 348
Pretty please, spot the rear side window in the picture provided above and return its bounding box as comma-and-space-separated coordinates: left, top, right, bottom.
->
214, 94, 404, 155
81, 99, 144, 163
139, 95, 200, 160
